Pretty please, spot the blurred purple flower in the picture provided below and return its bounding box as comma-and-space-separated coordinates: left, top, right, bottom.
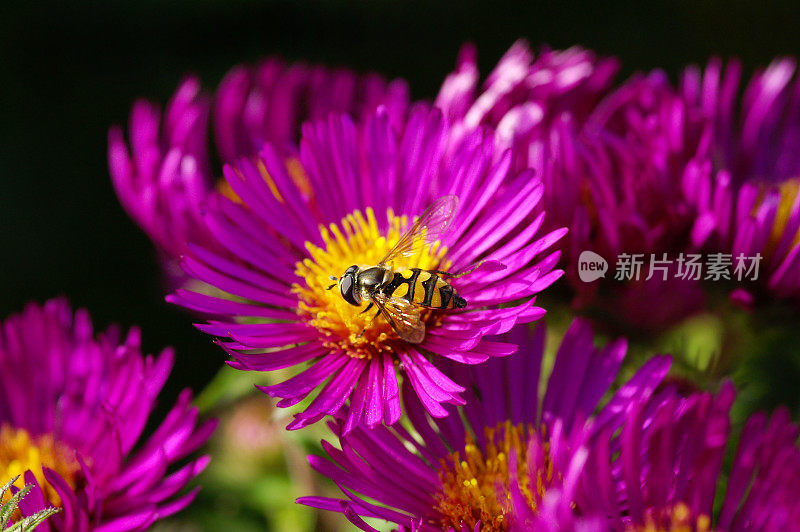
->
298, 320, 671, 531
109, 77, 213, 262
434, 42, 712, 331
436, 41, 622, 252
0, 299, 216, 531
214, 57, 409, 163
581, 382, 800, 530
108, 58, 409, 271
435, 40, 619, 160
168, 105, 565, 433
683, 58, 800, 302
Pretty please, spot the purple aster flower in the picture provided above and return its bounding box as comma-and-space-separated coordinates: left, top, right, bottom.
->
578, 71, 703, 256
556, 70, 714, 329
297, 319, 671, 531
435, 40, 619, 160
682, 58, 800, 302
167, 104, 566, 432
436, 42, 711, 330
109, 76, 213, 263
435, 40, 620, 238
214, 57, 409, 163
109, 58, 409, 274
580, 382, 800, 530
0, 299, 216, 531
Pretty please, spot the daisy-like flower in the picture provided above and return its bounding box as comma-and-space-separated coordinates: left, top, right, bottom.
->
0, 299, 216, 531
561, 71, 710, 329
578, 70, 704, 258
436, 42, 710, 330
435, 42, 621, 246
109, 75, 212, 262
108, 57, 409, 274
435, 40, 619, 161
682, 58, 800, 302
580, 382, 800, 530
167, 104, 566, 432
297, 319, 672, 531
435, 40, 620, 237
214, 57, 409, 163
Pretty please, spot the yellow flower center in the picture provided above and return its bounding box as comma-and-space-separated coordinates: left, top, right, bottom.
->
434, 422, 550, 532
753, 178, 800, 258
769, 178, 800, 251
0, 425, 81, 509
633, 503, 713, 532
293, 208, 446, 359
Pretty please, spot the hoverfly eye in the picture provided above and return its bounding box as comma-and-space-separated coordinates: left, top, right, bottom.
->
340, 275, 360, 306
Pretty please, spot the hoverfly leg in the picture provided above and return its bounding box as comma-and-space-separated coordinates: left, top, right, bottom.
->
357, 307, 382, 338
360, 301, 375, 314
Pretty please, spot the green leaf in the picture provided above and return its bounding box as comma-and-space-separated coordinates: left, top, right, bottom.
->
0, 475, 19, 498
1, 480, 30, 527
1, 477, 60, 531
7, 506, 61, 531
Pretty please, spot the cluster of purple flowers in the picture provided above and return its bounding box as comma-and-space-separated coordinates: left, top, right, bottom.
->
443, 44, 800, 326
4, 39, 800, 532
300, 321, 800, 531
0, 299, 215, 531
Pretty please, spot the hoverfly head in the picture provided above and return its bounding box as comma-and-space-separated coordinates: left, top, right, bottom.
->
339, 265, 362, 306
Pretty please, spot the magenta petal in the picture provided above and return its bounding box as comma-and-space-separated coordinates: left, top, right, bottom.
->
1, 299, 214, 530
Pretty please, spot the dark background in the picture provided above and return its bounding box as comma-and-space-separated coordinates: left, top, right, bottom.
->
2, 0, 800, 403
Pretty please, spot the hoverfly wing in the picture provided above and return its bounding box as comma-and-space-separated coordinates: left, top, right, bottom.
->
371, 292, 426, 344
378, 195, 459, 268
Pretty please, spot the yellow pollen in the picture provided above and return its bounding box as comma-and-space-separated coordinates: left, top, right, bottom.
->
293, 207, 446, 359
752, 178, 800, 258
434, 421, 552, 532
216, 156, 313, 204
285, 157, 313, 199
216, 176, 239, 203
633, 502, 714, 532
0, 425, 81, 509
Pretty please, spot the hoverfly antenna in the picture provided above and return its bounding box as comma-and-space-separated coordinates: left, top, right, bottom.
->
326, 276, 338, 290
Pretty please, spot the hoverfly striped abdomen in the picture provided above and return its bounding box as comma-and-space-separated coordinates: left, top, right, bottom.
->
383, 268, 466, 310
331, 196, 468, 344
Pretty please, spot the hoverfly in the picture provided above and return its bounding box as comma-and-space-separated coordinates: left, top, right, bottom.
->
327, 195, 468, 344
